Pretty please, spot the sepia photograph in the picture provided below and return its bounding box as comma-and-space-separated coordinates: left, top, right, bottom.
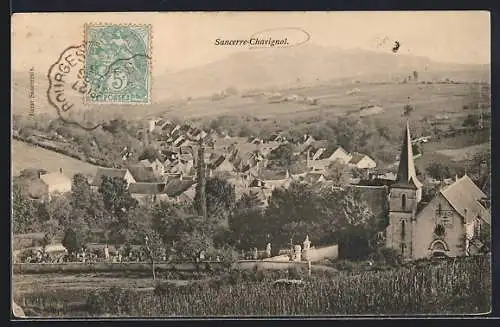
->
11, 11, 491, 318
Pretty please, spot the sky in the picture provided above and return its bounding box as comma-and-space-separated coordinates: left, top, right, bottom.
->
12, 11, 490, 74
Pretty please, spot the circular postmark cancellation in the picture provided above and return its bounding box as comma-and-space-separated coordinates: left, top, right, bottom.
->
47, 24, 152, 130
47, 44, 103, 130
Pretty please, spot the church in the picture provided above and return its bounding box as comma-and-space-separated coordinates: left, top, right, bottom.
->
384, 122, 491, 260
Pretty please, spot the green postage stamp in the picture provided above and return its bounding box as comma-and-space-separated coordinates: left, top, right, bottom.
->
84, 24, 151, 104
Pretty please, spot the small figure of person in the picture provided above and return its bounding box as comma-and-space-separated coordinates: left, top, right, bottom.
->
104, 244, 110, 261
266, 243, 272, 258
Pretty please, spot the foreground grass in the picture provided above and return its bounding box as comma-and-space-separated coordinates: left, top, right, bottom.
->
14, 255, 491, 317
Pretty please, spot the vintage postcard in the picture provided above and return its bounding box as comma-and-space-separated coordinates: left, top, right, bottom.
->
11, 11, 491, 318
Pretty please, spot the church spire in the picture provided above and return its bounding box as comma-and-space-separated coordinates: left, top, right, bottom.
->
395, 120, 422, 188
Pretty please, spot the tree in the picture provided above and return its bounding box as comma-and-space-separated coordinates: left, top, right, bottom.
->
71, 174, 92, 210
325, 161, 351, 186
426, 162, 452, 181
199, 177, 236, 222
229, 192, 268, 250
268, 143, 294, 169
194, 143, 208, 220
138, 146, 161, 162
98, 176, 138, 246
177, 230, 213, 261
266, 182, 329, 248
329, 188, 378, 260
12, 182, 37, 234
62, 222, 89, 255
141, 230, 164, 281
403, 104, 414, 116
151, 201, 213, 260
98, 176, 137, 217
412, 70, 419, 82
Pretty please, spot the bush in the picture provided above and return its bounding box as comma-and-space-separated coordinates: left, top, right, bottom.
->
86, 291, 107, 315
287, 265, 305, 279
371, 248, 403, 267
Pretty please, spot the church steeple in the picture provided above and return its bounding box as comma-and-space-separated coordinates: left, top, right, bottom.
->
395, 120, 422, 189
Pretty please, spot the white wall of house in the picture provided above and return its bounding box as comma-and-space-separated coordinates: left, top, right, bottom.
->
413, 193, 466, 259
123, 171, 137, 186
328, 148, 352, 164
351, 156, 377, 169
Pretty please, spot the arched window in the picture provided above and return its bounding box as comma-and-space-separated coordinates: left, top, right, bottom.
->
401, 220, 406, 239
402, 194, 407, 211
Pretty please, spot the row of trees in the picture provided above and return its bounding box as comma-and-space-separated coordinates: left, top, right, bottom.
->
14, 171, 384, 264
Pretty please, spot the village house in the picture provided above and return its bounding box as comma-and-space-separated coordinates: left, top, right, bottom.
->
128, 161, 165, 183
326, 146, 352, 164
129, 182, 169, 204
90, 168, 136, 191
207, 155, 235, 177
260, 170, 294, 190
24, 169, 72, 201
164, 178, 197, 204
385, 122, 491, 260
348, 152, 377, 169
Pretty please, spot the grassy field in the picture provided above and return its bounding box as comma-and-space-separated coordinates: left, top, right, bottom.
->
159, 82, 483, 122
12, 255, 491, 317
11, 140, 99, 178
436, 143, 489, 162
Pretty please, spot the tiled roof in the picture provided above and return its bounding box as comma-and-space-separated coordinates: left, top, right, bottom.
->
128, 165, 163, 183
91, 168, 132, 186
440, 175, 490, 225
349, 152, 367, 165
165, 178, 197, 197
129, 182, 167, 195
208, 155, 226, 169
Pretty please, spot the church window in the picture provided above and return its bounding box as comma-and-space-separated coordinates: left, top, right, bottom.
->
402, 194, 407, 211
434, 224, 445, 237
401, 220, 406, 239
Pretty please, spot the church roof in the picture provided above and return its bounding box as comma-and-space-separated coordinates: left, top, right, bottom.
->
440, 174, 490, 225
394, 121, 423, 189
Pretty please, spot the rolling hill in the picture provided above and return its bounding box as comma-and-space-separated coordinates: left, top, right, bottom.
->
12, 45, 490, 117
11, 140, 99, 178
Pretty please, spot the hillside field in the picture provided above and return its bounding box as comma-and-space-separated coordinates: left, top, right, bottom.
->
11, 140, 99, 178
153, 82, 485, 122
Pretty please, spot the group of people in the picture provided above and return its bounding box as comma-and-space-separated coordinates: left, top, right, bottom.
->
17, 242, 279, 264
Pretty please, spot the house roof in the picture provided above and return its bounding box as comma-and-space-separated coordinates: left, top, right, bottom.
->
208, 155, 227, 170
165, 178, 197, 197
128, 165, 162, 183
39, 171, 71, 187
440, 175, 490, 225
91, 168, 133, 186
309, 159, 330, 172
129, 182, 167, 195
349, 153, 367, 165
318, 147, 337, 160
